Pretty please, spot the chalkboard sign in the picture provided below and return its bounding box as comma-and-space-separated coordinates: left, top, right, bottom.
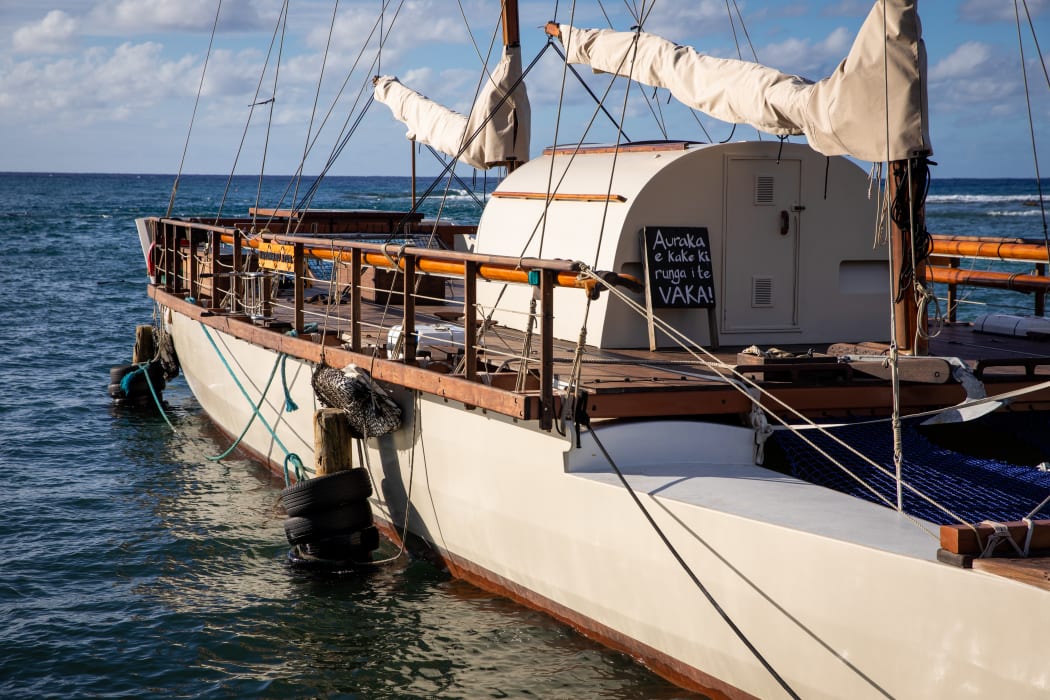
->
641, 226, 715, 308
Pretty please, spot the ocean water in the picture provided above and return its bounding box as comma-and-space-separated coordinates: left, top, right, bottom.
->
0, 171, 1045, 698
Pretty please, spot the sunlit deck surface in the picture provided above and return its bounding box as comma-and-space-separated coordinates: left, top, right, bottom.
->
246, 280, 1050, 423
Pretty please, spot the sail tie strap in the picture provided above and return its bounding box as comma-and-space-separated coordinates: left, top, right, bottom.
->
979, 520, 1028, 558
750, 394, 774, 464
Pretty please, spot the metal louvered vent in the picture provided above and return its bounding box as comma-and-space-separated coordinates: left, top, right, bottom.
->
754, 175, 774, 205
752, 276, 774, 307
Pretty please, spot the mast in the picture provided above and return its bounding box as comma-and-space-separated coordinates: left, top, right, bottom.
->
502, 0, 520, 48
501, 0, 521, 174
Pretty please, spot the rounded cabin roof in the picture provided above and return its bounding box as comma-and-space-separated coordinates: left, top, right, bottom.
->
473, 140, 884, 349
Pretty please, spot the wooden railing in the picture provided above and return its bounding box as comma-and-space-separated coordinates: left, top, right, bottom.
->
928, 234, 1050, 321
145, 215, 607, 430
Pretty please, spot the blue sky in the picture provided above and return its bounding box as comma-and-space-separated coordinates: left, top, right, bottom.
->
1, 0, 1047, 178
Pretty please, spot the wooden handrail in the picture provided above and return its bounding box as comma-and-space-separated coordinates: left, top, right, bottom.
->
926, 266, 1050, 294
151, 217, 594, 292
148, 215, 600, 432
927, 234, 1050, 320
931, 235, 1050, 263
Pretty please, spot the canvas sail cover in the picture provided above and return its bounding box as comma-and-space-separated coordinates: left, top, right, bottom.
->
555, 0, 930, 162
373, 46, 531, 170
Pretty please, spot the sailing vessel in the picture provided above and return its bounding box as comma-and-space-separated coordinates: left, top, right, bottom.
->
129, 1, 1050, 697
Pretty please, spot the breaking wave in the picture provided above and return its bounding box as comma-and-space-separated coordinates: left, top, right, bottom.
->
927, 194, 1044, 204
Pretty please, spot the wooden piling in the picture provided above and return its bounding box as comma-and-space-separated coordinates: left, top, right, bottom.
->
132, 325, 156, 364
314, 408, 354, 475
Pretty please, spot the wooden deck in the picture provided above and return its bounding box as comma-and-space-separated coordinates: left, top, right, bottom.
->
974, 556, 1050, 592
259, 282, 1050, 423
145, 211, 1050, 425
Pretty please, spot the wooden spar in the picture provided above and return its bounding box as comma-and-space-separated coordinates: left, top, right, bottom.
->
410, 139, 417, 208
501, 0, 521, 174
889, 158, 928, 355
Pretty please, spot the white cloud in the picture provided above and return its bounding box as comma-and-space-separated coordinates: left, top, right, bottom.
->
638, 0, 737, 42
959, 0, 1048, 23
928, 41, 1021, 114
758, 26, 852, 77
930, 41, 994, 81
88, 0, 271, 33
0, 41, 202, 126
316, 0, 471, 57
12, 10, 77, 54
401, 67, 435, 90
821, 1, 870, 18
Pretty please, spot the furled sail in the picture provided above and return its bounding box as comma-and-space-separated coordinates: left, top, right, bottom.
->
373, 46, 531, 170
552, 0, 930, 162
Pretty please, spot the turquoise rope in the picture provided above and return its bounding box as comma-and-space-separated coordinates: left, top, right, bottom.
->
199, 323, 305, 485
119, 364, 146, 395
280, 354, 298, 413
279, 325, 314, 411
141, 361, 178, 433
284, 454, 304, 484
205, 350, 285, 462
120, 360, 177, 432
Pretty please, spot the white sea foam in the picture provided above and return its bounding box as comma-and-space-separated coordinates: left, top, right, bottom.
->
987, 209, 1043, 217
927, 194, 1043, 204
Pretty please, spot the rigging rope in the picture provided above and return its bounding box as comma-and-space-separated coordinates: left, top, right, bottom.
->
278, 0, 405, 228
584, 424, 801, 700
382, 43, 551, 238
289, 0, 341, 235
167, 0, 223, 218
213, 0, 289, 224
1013, 0, 1050, 260
576, 266, 979, 538
252, 0, 290, 229
590, 22, 643, 268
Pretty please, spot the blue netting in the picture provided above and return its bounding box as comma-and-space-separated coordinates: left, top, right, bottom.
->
772, 417, 1050, 524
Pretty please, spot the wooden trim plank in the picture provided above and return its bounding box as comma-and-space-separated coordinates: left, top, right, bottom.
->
542, 141, 692, 156
491, 191, 627, 203
941, 519, 1050, 555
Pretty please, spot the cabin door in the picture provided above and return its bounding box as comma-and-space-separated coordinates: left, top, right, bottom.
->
721, 157, 801, 333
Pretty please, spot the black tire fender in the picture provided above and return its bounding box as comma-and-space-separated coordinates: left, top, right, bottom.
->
283, 501, 373, 546
301, 525, 381, 560
110, 364, 137, 384
281, 468, 372, 517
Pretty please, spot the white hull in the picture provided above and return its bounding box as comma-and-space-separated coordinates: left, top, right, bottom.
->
167, 309, 1050, 699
